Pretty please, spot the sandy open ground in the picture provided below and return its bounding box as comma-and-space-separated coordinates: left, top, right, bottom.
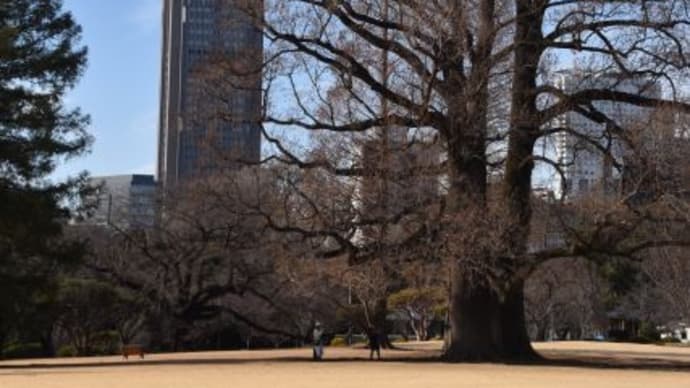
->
1, 341, 689, 388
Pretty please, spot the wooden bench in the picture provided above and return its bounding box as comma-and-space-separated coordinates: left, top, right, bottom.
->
121, 344, 145, 360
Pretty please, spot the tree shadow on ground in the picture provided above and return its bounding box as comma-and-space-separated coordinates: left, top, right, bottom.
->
530, 350, 690, 372
1, 347, 689, 373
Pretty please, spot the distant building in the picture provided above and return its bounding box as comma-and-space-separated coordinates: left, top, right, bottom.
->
158, 0, 263, 188
87, 175, 157, 229
659, 321, 690, 344
543, 71, 661, 199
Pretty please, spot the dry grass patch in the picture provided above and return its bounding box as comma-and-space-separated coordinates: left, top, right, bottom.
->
1, 342, 689, 388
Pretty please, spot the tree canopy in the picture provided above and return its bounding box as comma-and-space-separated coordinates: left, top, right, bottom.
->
0, 0, 91, 342
243, 0, 690, 361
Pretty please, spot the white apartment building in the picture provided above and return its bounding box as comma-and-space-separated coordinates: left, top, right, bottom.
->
542, 71, 660, 199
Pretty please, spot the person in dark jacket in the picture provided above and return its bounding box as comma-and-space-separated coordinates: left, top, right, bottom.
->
367, 326, 381, 360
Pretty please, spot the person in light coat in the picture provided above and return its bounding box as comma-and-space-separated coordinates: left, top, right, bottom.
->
313, 322, 325, 360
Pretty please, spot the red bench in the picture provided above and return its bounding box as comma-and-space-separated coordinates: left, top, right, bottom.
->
121, 344, 145, 360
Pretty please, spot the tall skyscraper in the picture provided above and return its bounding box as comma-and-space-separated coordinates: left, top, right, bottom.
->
542, 70, 660, 199
158, 0, 263, 187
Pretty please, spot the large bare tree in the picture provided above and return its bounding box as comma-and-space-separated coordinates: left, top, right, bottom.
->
86, 171, 338, 350
215, 0, 690, 361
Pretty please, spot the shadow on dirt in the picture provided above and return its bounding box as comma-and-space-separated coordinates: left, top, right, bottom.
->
1, 347, 689, 373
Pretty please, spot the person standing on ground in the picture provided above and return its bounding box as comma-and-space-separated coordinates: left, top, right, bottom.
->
313, 322, 324, 360
367, 326, 381, 360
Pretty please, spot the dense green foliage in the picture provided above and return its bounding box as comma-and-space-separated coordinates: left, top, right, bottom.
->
0, 0, 90, 350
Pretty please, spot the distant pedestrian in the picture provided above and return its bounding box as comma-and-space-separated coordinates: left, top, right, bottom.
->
313, 322, 324, 360
367, 327, 381, 360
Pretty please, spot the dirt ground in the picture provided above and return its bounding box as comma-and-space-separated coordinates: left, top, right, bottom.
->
1, 341, 689, 388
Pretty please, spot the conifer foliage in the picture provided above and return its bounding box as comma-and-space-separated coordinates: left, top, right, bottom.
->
0, 0, 90, 336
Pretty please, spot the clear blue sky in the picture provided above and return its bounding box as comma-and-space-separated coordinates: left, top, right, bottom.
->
56, 0, 161, 179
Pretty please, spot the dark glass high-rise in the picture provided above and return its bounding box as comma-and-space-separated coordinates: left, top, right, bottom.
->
158, 0, 263, 187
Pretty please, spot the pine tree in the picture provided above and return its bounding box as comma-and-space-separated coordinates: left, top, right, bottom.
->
0, 0, 91, 347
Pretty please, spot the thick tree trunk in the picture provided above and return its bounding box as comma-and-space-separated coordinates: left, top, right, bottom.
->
500, 281, 539, 361
445, 274, 539, 362
440, 0, 549, 362
443, 0, 545, 363
445, 268, 502, 361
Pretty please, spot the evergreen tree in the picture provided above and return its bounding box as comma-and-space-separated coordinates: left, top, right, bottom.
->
0, 0, 90, 349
